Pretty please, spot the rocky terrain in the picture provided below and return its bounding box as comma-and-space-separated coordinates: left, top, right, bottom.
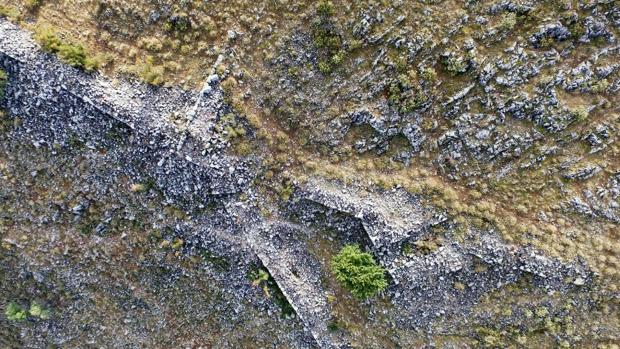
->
0, 0, 619, 348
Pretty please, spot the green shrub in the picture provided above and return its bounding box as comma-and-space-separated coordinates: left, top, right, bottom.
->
57, 44, 87, 68
443, 55, 468, 76
316, 0, 334, 17
498, 12, 517, 31
569, 20, 585, 39
318, 60, 332, 74
28, 302, 50, 319
35, 27, 62, 52
312, 0, 343, 74
123, 56, 164, 86
5, 302, 27, 321
387, 75, 427, 113
420, 67, 437, 82
4, 301, 50, 321
401, 242, 413, 256
331, 244, 388, 299
164, 12, 191, 33
571, 106, 588, 123
330, 50, 345, 65
35, 28, 99, 71
138, 62, 165, 86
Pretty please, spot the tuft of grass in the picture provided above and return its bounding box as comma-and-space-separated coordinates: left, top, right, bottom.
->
0, 4, 21, 21
28, 302, 50, 319
387, 74, 427, 113
312, 0, 342, 75
164, 12, 191, 33
5, 301, 50, 321
316, 0, 334, 17
201, 250, 231, 271
498, 12, 517, 31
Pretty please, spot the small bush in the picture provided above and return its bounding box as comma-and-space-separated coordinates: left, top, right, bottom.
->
330, 50, 345, 65
4, 301, 50, 321
35, 28, 99, 71
28, 302, 50, 319
571, 106, 588, 123
5, 302, 27, 321
318, 60, 332, 74
164, 12, 191, 33
420, 67, 437, 82
498, 12, 517, 31
316, 0, 334, 17
387, 74, 427, 113
139, 62, 165, 86
57, 44, 87, 68
35, 27, 62, 52
331, 244, 388, 299
312, 1, 343, 74
123, 56, 164, 86
443, 55, 468, 76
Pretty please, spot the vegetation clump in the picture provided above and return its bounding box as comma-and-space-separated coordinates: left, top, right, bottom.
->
5, 302, 27, 321
387, 74, 428, 113
25, 0, 42, 12
331, 244, 388, 299
498, 12, 517, 31
0, 69, 7, 100
312, 1, 343, 75
571, 106, 589, 123
216, 112, 247, 139
35, 28, 99, 71
0, 4, 21, 21
164, 12, 191, 33
316, 0, 334, 17
123, 56, 165, 86
249, 266, 296, 318
4, 301, 49, 321
443, 55, 468, 76
28, 302, 50, 319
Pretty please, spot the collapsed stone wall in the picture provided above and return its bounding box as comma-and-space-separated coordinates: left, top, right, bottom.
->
0, 18, 334, 348
0, 20, 251, 204
0, 18, 599, 349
